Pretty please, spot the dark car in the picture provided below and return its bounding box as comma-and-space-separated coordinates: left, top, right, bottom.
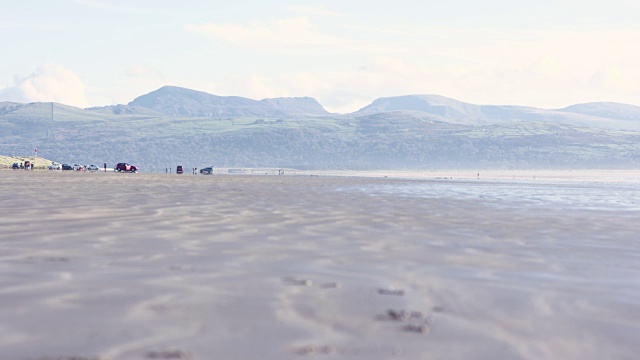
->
12, 163, 19, 169
115, 163, 138, 172
200, 167, 214, 175
61, 164, 73, 171
176, 165, 184, 174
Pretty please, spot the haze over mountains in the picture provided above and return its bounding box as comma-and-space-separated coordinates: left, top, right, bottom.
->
355, 95, 640, 130
1, 85, 639, 171
126, 86, 329, 118
85, 86, 640, 130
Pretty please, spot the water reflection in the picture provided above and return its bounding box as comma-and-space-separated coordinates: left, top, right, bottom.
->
357, 180, 640, 211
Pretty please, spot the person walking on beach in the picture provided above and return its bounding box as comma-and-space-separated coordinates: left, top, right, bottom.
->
104, 162, 107, 172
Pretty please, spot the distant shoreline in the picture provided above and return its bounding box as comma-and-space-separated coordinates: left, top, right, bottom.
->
2, 164, 640, 184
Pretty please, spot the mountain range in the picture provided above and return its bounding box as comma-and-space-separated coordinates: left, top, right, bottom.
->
1, 86, 639, 171
86, 86, 640, 130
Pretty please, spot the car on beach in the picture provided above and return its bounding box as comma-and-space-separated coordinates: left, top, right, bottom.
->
115, 163, 138, 172
48, 162, 62, 170
12, 163, 19, 169
176, 165, 184, 174
87, 164, 99, 172
61, 164, 73, 171
200, 167, 214, 175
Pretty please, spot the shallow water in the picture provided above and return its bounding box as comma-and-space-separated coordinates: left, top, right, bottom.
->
353, 179, 640, 211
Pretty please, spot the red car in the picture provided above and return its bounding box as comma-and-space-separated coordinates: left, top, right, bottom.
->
115, 163, 138, 172
176, 165, 184, 174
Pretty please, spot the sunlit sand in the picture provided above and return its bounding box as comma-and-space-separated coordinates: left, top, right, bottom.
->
1, 171, 638, 359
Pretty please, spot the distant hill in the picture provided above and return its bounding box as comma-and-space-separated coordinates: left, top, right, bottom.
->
2, 86, 640, 171
356, 95, 485, 120
354, 94, 640, 130
354, 94, 555, 124
260, 97, 329, 116
128, 86, 328, 118
558, 102, 640, 121
86, 104, 164, 117
0, 101, 115, 122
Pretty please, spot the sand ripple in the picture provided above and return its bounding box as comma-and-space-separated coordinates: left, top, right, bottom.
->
1, 172, 639, 359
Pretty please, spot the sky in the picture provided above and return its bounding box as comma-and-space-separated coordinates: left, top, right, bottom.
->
1, 0, 639, 113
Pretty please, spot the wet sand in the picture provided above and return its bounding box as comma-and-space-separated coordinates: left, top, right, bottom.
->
1, 171, 639, 359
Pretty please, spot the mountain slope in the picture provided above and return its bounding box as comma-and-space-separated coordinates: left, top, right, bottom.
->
0, 102, 116, 122
260, 97, 329, 116
2, 87, 640, 171
128, 86, 329, 118
86, 104, 164, 117
353, 95, 640, 130
128, 86, 282, 118
355, 95, 484, 120
354, 95, 552, 124
559, 102, 640, 121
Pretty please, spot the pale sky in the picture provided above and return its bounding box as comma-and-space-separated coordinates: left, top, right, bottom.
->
1, 0, 639, 113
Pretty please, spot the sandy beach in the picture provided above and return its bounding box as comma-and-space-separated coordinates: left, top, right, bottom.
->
1, 171, 639, 360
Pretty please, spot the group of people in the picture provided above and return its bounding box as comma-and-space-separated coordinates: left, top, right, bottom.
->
12, 162, 33, 170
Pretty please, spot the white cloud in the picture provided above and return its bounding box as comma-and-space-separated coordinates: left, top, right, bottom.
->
183, 13, 640, 109
185, 17, 346, 48
0, 64, 89, 107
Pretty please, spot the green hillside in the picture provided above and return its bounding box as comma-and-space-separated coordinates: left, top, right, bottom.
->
2, 87, 640, 172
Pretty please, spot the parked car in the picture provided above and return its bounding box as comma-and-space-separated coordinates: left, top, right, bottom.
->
176, 165, 184, 174
200, 167, 214, 175
87, 164, 99, 172
61, 164, 73, 171
12, 163, 19, 169
48, 162, 62, 170
115, 163, 138, 172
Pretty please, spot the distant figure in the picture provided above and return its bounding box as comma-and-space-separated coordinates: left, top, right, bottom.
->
166, 167, 168, 174
104, 162, 107, 172
20, 162, 23, 169
477, 172, 480, 179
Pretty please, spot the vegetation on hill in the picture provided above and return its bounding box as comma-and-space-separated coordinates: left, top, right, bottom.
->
1, 87, 640, 172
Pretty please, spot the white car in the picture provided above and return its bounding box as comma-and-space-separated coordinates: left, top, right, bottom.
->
48, 162, 62, 170
87, 164, 99, 172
